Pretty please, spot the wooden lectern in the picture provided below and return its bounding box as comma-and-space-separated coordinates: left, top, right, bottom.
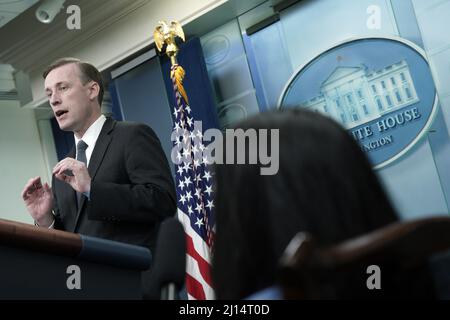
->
0, 219, 151, 299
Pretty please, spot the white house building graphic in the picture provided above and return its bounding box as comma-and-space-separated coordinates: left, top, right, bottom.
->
302, 60, 419, 129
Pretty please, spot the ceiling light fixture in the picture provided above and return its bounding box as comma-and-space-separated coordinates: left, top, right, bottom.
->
35, 0, 66, 24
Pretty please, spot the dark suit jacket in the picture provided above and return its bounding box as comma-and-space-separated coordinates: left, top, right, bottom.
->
52, 117, 176, 253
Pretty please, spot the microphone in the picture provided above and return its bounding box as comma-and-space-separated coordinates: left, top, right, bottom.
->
149, 218, 186, 300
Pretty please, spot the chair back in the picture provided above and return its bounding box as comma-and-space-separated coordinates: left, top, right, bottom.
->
278, 216, 450, 299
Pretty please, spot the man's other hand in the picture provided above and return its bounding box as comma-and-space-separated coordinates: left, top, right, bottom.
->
53, 157, 91, 194
22, 177, 54, 227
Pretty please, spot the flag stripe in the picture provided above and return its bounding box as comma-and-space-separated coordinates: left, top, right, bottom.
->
178, 209, 211, 263
179, 207, 215, 299
186, 234, 213, 287
186, 254, 215, 299
186, 273, 206, 300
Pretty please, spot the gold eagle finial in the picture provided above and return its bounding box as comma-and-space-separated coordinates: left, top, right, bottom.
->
153, 20, 185, 65
153, 20, 189, 104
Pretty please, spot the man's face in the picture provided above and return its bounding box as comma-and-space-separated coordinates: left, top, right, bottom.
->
44, 63, 94, 133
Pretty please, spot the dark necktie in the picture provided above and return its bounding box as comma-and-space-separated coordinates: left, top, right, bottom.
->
76, 140, 88, 207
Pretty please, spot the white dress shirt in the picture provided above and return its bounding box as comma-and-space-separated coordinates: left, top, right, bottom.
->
74, 114, 107, 166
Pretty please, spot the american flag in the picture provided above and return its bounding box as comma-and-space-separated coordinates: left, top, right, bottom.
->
170, 64, 215, 300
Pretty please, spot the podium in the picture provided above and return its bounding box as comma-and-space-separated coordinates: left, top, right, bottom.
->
0, 219, 151, 299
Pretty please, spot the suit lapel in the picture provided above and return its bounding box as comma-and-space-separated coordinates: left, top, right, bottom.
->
74, 118, 116, 229
87, 117, 116, 180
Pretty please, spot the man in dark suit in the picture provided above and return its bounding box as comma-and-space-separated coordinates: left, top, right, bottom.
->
21, 58, 176, 296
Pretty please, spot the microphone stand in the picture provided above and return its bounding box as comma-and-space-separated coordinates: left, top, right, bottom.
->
161, 283, 178, 300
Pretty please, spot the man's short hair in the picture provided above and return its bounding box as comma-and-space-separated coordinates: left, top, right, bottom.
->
43, 57, 104, 106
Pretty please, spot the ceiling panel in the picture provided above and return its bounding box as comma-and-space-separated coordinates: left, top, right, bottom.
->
0, 0, 39, 28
